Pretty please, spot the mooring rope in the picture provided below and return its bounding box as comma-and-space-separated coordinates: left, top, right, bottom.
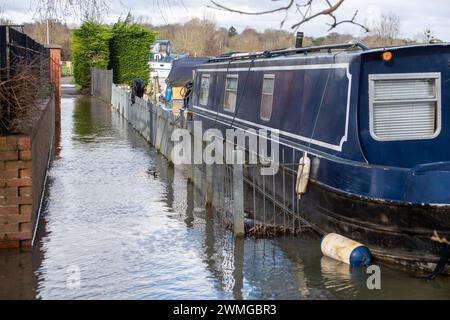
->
427, 244, 449, 280
307, 50, 344, 149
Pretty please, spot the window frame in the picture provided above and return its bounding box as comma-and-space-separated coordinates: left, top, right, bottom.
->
260, 74, 275, 122
223, 74, 239, 113
199, 74, 210, 106
368, 72, 442, 142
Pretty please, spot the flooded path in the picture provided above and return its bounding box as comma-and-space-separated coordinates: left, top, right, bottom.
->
1, 94, 449, 300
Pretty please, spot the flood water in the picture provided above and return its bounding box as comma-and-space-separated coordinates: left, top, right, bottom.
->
1, 94, 449, 300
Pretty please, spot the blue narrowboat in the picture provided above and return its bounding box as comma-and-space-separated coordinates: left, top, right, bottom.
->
188, 42, 450, 274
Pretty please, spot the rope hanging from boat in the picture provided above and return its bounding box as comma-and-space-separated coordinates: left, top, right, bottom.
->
305, 42, 361, 150
428, 231, 450, 279
427, 244, 449, 280
307, 51, 341, 149
296, 51, 342, 198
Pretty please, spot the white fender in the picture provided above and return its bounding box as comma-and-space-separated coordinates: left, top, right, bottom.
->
296, 153, 311, 198
321, 233, 372, 266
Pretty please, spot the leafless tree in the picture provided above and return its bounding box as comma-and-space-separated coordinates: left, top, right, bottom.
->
153, 17, 297, 56
0, 4, 13, 25
23, 20, 73, 60
33, 0, 111, 19
33, 0, 191, 21
208, 0, 369, 32
368, 12, 401, 46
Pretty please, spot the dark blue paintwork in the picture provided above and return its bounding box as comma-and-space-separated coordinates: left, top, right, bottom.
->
189, 44, 450, 205
359, 45, 450, 168
350, 246, 373, 267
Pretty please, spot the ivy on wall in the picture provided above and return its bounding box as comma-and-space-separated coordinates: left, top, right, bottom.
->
109, 15, 156, 86
72, 21, 112, 89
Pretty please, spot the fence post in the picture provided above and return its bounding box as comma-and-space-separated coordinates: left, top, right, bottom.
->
0, 26, 7, 81
233, 163, 245, 236
212, 163, 224, 211
193, 165, 203, 195
107, 69, 113, 104
233, 237, 245, 299
205, 164, 213, 206
148, 102, 153, 144
90, 67, 113, 103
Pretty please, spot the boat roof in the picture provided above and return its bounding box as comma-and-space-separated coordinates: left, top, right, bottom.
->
167, 57, 209, 86
364, 42, 450, 53
206, 42, 450, 64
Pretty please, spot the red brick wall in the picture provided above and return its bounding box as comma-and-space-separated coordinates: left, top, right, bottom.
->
0, 135, 34, 248
0, 97, 55, 249
0, 47, 60, 249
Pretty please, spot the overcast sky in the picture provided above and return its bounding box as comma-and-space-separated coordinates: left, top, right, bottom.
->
2, 0, 450, 40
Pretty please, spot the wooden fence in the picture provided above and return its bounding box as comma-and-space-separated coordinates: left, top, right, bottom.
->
91, 68, 113, 104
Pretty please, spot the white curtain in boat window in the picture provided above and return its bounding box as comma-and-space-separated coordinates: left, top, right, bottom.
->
224, 75, 238, 112
369, 73, 441, 141
260, 75, 275, 121
199, 74, 210, 106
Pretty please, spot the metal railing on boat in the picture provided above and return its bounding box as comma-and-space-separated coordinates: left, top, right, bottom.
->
208, 41, 370, 63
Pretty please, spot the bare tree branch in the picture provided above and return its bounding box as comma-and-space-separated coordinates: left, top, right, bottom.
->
208, 0, 368, 32
33, 0, 190, 24
0, 4, 13, 25
367, 12, 401, 46
208, 0, 295, 16
32, 0, 111, 20
327, 10, 369, 32
291, 0, 345, 29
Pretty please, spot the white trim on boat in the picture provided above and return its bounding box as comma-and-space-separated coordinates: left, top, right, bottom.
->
195, 63, 352, 152
197, 63, 350, 73
204, 55, 355, 66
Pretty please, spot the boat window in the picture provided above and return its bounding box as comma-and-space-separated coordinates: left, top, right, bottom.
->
369, 73, 441, 141
224, 75, 239, 112
199, 74, 210, 106
260, 75, 275, 121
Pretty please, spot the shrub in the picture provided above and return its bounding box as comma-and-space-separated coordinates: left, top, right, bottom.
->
109, 15, 156, 86
0, 58, 50, 134
72, 21, 112, 89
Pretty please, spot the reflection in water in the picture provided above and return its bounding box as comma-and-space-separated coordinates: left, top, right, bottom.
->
72, 96, 95, 140
0, 95, 450, 300
233, 238, 244, 300
320, 256, 363, 296
0, 249, 37, 299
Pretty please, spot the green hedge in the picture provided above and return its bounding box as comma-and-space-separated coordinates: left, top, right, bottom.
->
72, 21, 112, 89
109, 16, 156, 85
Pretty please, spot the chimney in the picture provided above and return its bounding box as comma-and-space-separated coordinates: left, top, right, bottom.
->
295, 32, 304, 48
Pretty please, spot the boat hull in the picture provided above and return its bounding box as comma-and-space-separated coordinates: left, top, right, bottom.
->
243, 162, 449, 274
298, 179, 450, 275
192, 110, 450, 275
188, 44, 450, 275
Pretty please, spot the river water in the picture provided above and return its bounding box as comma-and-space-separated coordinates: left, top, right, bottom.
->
0, 95, 449, 300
